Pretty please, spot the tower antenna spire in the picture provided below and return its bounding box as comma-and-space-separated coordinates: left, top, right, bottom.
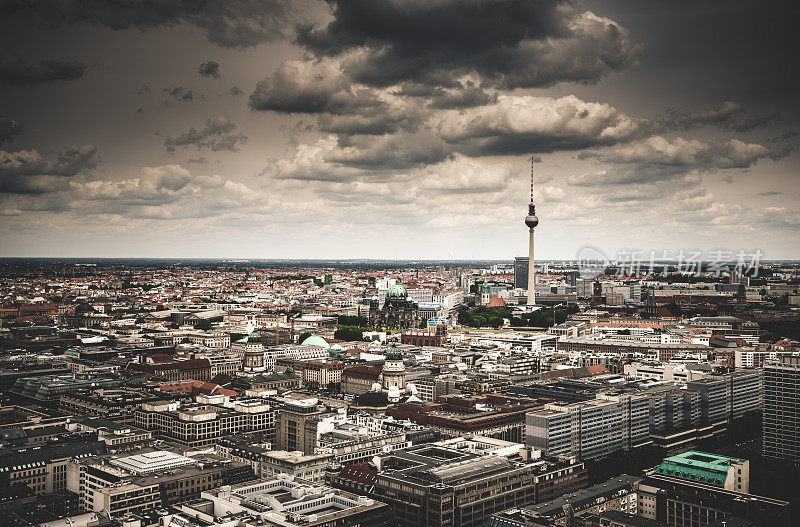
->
530, 156, 535, 204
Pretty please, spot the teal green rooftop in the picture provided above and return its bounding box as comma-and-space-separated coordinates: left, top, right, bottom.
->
654, 451, 745, 488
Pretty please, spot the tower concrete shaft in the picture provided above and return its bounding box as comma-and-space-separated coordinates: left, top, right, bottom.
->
527, 226, 536, 305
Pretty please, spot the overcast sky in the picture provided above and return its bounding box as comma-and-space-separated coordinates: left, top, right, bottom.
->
0, 0, 797, 260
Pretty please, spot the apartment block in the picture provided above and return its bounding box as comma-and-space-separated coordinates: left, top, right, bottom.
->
763, 356, 800, 463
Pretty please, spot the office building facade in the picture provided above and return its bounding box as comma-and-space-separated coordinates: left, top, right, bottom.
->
763, 356, 800, 463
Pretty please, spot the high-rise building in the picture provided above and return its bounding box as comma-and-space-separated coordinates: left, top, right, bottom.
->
525, 397, 651, 460
514, 256, 529, 289
763, 356, 800, 463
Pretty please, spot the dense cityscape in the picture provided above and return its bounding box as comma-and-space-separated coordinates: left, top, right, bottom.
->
0, 252, 798, 526
1, 1, 799, 526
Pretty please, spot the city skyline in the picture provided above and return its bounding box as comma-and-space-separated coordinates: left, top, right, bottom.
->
1, 0, 798, 259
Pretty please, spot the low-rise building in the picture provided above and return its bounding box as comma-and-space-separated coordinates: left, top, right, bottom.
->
652, 451, 749, 493
260, 450, 333, 483
639, 469, 790, 527
168, 475, 392, 527
70, 417, 153, 451
0, 441, 107, 495
134, 398, 276, 448
67, 450, 255, 517
487, 475, 642, 527
371, 443, 540, 527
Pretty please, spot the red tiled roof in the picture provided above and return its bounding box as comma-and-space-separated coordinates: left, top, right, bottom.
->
343, 365, 381, 379
338, 463, 377, 485
127, 358, 211, 374
585, 364, 610, 375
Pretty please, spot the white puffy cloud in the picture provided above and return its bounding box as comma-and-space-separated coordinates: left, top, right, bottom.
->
1, 165, 275, 222
587, 136, 771, 169
435, 95, 643, 155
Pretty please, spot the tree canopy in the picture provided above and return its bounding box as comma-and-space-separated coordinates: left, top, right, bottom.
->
457, 305, 579, 328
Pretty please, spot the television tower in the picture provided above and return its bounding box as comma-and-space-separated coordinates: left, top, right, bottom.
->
525, 157, 539, 306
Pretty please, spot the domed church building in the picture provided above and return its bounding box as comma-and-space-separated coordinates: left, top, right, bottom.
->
354, 345, 420, 410
368, 283, 421, 330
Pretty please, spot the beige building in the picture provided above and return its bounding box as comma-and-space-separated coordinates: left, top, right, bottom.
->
260, 450, 333, 483
135, 398, 275, 449
273, 395, 347, 454
0, 442, 106, 496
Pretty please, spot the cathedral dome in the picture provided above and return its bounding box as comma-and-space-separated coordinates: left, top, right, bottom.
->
242, 331, 261, 343
386, 284, 408, 299
385, 345, 403, 361
300, 335, 330, 348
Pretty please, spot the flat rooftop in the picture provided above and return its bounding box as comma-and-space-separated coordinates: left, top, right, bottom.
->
110, 450, 195, 474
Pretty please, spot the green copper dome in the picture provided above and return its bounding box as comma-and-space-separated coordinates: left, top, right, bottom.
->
245, 331, 262, 343
386, 283, 408, 299
300, 334, 330, 348
385, 345, 403, 360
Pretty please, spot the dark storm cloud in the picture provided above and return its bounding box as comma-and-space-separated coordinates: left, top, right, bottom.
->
316, 113, 421, 136
767, 130, 798, 143
427, 87, 497, 110
163, 86, 193, 102
249, 59, 427, 135
0, 145, 100, 194
758, 191, 782, 196
0, 0, 318, 48
249, 1, 641, 130
263, 92, 656, 183
657, 101, 780, 133
393, 83, 440, 98
229, 86, 244, 96
332, 133, 451, 170
198, 61, 220, 79
296, 0, 641, 89
570, 137, 775, 186
0, 56, 85, 85
249, 60, 381, 114
50, 145, 102, 175
164, 116, 248, 152
0, 118, 23, 143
